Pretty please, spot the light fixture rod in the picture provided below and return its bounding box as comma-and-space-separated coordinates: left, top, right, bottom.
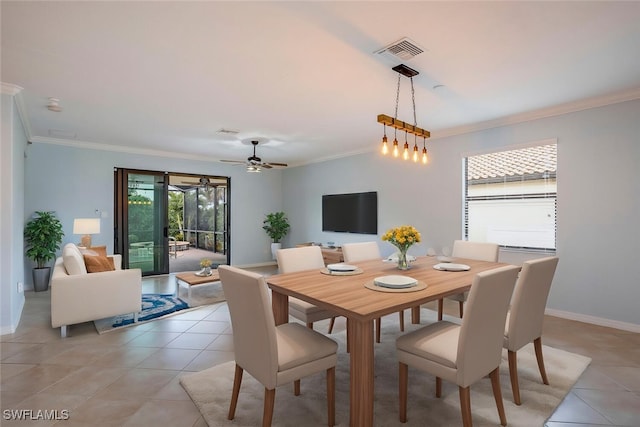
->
377, 114, 430, 138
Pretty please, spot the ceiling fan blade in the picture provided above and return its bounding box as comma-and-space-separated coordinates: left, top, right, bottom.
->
261, 164, 273, 169
220, 159, 246, 164
264, 162, 288, 167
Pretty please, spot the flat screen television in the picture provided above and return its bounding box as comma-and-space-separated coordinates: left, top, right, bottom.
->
322, 191, 377, 234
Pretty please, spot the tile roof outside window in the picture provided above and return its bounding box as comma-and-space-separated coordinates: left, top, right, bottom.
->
468, 144, 557, 181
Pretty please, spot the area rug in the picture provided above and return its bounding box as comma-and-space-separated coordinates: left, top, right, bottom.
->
180, 308, 591, 427
94, 294, 190, 334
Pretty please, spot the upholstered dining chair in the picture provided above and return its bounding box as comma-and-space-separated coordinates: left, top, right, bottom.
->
342, 241, 405, 343
438, 240, 500, 320
218, 265, 338, 427
504, 256, 559, 405
276, 246, 340, 332
397, 265, 520, 427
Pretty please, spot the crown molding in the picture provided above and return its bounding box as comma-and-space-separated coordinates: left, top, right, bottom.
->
23, 86, 640, 167
29, 135, 229, 164
1, 82, 23, 96
430, 87, 640, 140
1, 82, 34, 141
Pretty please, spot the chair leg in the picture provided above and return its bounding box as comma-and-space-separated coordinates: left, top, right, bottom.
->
327, 317, 336, 334
399, 310, 405, 331
508, 350, 522, 405
327, 367, 335, 426
437, 298, 444, 321
375, 317, 381, 343
490, 367, 507, 426
399, 362, 408, 423
459, 386, 472, 427
435, 377, 442, 398
228, 364, 243, 420
534, 337, 549, 385
294, 379, 300, 396
306, 322, 314, 329
262, 387, 276, 427
458, 300, 464, 318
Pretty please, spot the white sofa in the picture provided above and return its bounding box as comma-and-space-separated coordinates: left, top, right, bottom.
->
51, 243, 142, 337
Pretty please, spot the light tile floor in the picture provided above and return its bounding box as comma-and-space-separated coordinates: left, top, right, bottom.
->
1, 267, 639, 426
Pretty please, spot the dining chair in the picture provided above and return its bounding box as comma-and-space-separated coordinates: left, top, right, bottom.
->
438, 240, 500, 320
276, 246, 340, 332
504, 256, 559, 405
397, 265, 520, 427
218, 265, 338, 427
342, 241, 405, 343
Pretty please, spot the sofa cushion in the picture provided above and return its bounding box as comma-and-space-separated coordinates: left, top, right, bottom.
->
83, 255, 115, 273
62, 243, 87, 275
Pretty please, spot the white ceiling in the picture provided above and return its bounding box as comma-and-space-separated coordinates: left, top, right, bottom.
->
2, 1, 640, 167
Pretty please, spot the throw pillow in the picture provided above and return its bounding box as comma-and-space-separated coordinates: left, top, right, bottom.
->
83, 255, 115, 273
80, 245, 107, 257
63, 243, 88, 275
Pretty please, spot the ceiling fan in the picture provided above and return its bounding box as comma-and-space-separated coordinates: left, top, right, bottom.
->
220, 140, 288, 172
180, 176, 213, 188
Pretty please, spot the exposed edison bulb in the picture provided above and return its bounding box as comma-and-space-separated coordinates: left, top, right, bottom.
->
392, 138, 399, 157
381, 135, 388, 155
403, 142, 409, 160
412, 145, 419, 162
422, 147, 429, 164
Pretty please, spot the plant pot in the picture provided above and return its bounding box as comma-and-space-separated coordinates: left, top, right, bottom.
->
271, 242, 282, 260
32, 267, 51, 292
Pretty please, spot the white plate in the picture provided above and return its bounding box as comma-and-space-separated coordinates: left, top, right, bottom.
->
327, 263, 358, 272
433, 263, 470, 272
373, 275, 418, 288
437, 256, 454, 263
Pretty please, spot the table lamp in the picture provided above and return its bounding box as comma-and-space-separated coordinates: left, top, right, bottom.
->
73, 218, 101, 248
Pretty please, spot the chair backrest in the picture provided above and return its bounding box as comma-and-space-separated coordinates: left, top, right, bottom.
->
218, 265, 278, 389
456, 265, 520, 387
342, 242, 381, 263
452, 240, 499, 262
276, 246, 325, 273
505, 256, 559, 351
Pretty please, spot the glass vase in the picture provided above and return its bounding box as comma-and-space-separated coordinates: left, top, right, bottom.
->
397, 248, 410, 270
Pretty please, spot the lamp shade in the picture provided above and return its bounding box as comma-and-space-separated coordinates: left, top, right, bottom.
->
73, 218, 101, 235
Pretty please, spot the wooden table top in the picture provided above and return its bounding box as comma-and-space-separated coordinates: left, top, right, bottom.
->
175, 271, 220, 286
266, 256, 509, 322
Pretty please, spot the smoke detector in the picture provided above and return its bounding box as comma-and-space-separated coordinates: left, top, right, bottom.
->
47, 97, 63, 112
375, 37, 425, 61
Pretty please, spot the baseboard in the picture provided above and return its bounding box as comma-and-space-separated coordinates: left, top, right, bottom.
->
545, 308, 640, 333
0, 323, 18, 336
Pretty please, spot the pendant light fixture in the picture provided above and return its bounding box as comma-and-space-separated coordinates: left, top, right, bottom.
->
378, 64, 430, 164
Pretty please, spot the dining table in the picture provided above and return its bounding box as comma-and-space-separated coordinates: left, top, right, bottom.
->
266, 255, 510, 427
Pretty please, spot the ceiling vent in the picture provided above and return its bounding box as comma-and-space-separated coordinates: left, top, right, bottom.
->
375, 37, 425, 61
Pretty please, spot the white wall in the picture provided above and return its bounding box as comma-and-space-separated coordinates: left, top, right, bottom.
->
23, 143, 284, 288
1, 90, 27, 334
283, 99, 640, 328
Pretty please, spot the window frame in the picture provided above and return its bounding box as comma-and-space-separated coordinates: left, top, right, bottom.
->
462, 139, 557, 254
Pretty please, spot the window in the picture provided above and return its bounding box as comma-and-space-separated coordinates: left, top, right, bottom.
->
463, 142, 557, 252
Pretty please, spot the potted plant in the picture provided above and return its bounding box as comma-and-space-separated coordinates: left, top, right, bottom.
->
24, 211, 65, 292
262, 211, 290, 259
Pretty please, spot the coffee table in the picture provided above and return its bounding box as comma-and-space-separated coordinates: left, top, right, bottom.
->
175, 271, 220, 299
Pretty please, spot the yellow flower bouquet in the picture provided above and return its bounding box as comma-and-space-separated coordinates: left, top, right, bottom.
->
382, 225, 421, 269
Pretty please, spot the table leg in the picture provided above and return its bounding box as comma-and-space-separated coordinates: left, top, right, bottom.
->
348, 318, 374, 427
271, 291, 289, 326
411, 306, 421, 324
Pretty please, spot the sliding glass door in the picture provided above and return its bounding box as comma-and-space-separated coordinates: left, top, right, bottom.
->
115, 169, 169, 276
115, 169, 231, 276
